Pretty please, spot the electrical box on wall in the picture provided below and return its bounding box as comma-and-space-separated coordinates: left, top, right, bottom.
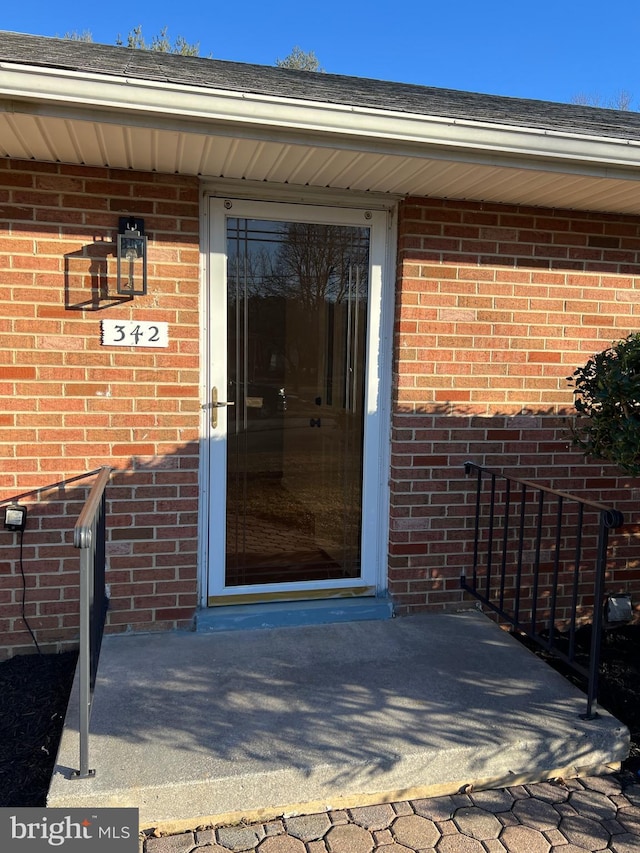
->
4, 504, 27, 532
605, 594, 633, 624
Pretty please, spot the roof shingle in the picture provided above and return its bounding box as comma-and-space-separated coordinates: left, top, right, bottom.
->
3, 29, 640, 143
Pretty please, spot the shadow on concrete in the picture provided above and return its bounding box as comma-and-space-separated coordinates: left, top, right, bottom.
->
48, 610, 629, 828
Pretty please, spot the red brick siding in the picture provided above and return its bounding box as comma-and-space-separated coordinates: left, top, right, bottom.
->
0, 160, 200, 657
3, 165, 640, 654
391, 197, 640, 618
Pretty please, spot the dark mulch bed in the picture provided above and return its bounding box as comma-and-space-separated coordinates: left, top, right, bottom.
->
0, 650, 77, 806
0, 626, 639, 807
595, 626, 640, 771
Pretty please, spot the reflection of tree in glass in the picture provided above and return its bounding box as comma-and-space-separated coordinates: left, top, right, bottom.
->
257, 223, 370, 392
228, 221, 368, 304
271, 222, 368, 305
226, 220, 369, 397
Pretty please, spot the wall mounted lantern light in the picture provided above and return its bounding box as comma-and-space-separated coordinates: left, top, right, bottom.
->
117, 217, 147, 296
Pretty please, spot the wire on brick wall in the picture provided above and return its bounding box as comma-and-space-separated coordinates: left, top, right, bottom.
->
17, 528, 40, 655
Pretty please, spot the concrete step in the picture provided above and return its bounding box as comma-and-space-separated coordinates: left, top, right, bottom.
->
48, 611, 629, 833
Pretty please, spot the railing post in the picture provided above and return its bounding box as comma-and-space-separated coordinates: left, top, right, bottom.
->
71, 465, 111, 779
75, 544, 94, 778
583, 508, 622, 719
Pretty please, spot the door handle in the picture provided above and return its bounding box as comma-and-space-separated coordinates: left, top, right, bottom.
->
210, 386, 234, 428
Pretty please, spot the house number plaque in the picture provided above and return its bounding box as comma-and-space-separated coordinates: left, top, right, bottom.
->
101, 319, 169, 348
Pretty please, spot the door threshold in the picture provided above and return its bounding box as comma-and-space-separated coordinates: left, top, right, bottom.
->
195, 595, 394, 632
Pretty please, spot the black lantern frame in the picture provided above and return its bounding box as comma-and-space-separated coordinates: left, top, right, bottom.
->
117, 217, 147, 296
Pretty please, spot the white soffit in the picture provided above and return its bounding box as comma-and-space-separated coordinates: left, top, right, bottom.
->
2, 71, 640, 214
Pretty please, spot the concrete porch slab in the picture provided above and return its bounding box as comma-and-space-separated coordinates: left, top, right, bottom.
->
48, 611, 629, 832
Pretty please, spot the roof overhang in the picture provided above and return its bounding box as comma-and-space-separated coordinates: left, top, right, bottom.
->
3, 60, 640, 214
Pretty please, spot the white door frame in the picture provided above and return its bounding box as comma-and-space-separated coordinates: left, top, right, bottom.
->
198, 189, 395, 607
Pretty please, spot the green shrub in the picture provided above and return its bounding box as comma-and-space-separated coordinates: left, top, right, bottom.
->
569, 332, 640, 476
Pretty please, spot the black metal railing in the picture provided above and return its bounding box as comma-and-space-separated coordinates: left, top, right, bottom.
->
71, 466, 112, 779
461, 461, 624, 719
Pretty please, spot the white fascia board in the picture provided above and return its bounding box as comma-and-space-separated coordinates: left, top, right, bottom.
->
3, 62, 640, 174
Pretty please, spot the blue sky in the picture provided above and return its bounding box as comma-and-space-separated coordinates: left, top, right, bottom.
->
3, 1, 639, 107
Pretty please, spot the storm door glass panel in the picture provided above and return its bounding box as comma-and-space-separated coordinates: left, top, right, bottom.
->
226, 218, 370, 587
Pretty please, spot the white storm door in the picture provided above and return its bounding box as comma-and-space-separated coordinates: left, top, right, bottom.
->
206, 198, 388, 604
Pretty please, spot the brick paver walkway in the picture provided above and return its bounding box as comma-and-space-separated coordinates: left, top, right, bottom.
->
142, 772, 640, 853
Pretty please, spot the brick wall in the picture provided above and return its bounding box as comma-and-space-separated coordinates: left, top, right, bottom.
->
391, 197, 640, 617
4, 167, 640, 656
0, 160, 201, 658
